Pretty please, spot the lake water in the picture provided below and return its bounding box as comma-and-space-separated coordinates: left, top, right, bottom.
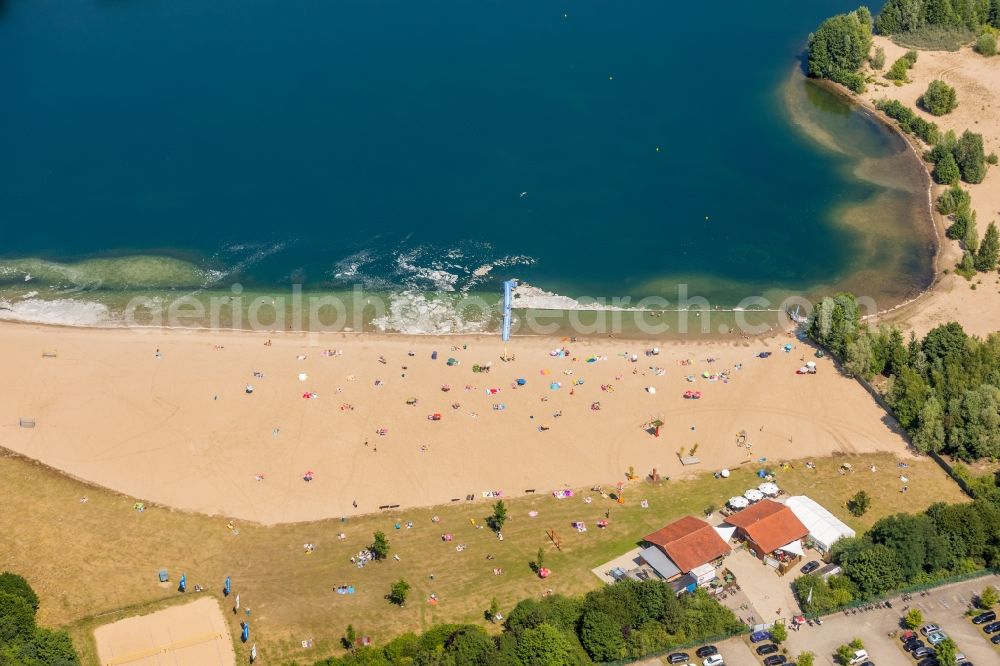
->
0, 1, 933, 334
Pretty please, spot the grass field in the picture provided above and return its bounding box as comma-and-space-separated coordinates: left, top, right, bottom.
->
0, 448, 969, 665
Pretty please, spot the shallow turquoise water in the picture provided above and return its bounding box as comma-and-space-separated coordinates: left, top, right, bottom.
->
0, 1, 932, 330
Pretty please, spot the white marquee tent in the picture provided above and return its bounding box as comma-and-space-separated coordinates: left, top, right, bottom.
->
785, 495, 855, 552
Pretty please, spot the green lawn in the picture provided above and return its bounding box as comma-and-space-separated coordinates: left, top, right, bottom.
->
0, 449, 967, 664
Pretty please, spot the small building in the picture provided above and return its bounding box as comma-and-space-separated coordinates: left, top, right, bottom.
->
784, 495, 855, 553
641, 515, 731, 585
723, 499, 809, 562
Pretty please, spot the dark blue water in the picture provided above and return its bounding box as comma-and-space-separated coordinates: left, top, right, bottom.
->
0, 1, 930, 315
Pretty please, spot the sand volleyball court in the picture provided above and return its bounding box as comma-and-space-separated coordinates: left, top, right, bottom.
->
94, 597, 235, 666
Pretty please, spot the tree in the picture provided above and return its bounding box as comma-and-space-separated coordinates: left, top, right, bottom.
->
770, 622, 788, 643
981, 585, 999, 608
935, 637, 958, 666
798, 652, 815, 666
933, 151, 961, 184
936, 183, 971, 215
905, 607, 924, 628
370, 531, 390, 560
0, 573, 39, 612
977, 32, 998, 56
0, 590, 36, 645
446, 627, 499, 665
388, 578, 410, 606
848, 490, 871, 517
955, 130, 988, 183
514, 623, 573, 666
965, 215, 980, 254
914, 394, 946, 452
488, 499, 507, 532
843, 544, 903, 595
948, 206, 975, 242
18, 627, 80, 666
808, 8, 874, 85
921, 79, 958, 115
836, 640, 864, 665
579, 610, 627, 661
975, 222, 999, 272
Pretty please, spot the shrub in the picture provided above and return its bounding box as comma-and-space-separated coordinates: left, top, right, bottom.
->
905, 607, 923, 628
388, 578, 410, 605
848, 490, 871, 516
947, 206, 975, 241
987, 152, 998, 165
903, 50, 918, 65
955, 130, 988, 183
870, 46, 886, 69
937, 183, 971, 215
370, 531, 390, 560
920, 79, 958, 115
975, 222, 1000, 272
886, 56, 911, 81
933, 151, 960, 184
770, 622, 788, 643
981, 585, 999, 608
976, 32, 998, 56
835, 70, 867, 93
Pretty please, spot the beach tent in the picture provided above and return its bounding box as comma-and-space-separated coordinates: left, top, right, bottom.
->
158, 569, 169, 583
241, 622, 250, 643
516, 378, 526, 385
785, 495, 856, 552
224, 576, 231, 596
178, 574, 186, 593
447, 357, 458, 366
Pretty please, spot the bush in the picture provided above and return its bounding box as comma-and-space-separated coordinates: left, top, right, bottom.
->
905, 607, 923, 628
981, 585, 999, 608
370, 531, 390, 560
976, 32, 998, 56
975, 222, 1000, 272
920, 79, 958, 115
835, 70, 867, 93
848, 490, 871, 516
870, 46, 886, 69
947, 206, 975, 241
937, 183, 971, 216
933, 151, 961, 184
770, 622, 787, 643
886, 56, 912, 81
388, 579, 410, 606
955, 130, 988, 183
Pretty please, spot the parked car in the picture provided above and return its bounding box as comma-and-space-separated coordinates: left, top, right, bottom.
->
801, 560, 820, 574
900, 630, 916, 642
920, 624, 941, 636
913, 647, 936, 659
982, 620, 1000, 633
756, 644, 779, 656
749, 630, 771, 643
916, 659, 939, 666
972, 610, 996, 624
904, 638, 925, 652
667, 653, 689, 664
848, 651, 869, 665
993, 633, 1000, 644
703, 655, 724, 666
927, 631, 948, 645
763, 656, 787, 666
860, 662, 875, 666
696, 646, 719, 658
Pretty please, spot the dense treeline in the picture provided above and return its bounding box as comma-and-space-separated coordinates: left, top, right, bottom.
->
807, 7, 874, 92
0, 572, 79, 666
808, 295, 1000, 460
316, 584, 742, 665
876, 0, 1000, 34
796, 471, 1000, 614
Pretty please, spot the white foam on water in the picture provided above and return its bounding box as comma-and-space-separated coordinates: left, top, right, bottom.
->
372, 292, 493, 335
0, 298, 114, 327
510, 282, 636, 311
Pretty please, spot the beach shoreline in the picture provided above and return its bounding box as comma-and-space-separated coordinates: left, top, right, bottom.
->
0, 319, 914, 525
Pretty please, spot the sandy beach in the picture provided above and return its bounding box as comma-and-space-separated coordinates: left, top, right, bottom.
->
0, 321, 913, 524
856, 36, 1000, 338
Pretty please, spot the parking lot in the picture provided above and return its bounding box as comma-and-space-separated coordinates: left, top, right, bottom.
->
645, 575, 1000, 665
